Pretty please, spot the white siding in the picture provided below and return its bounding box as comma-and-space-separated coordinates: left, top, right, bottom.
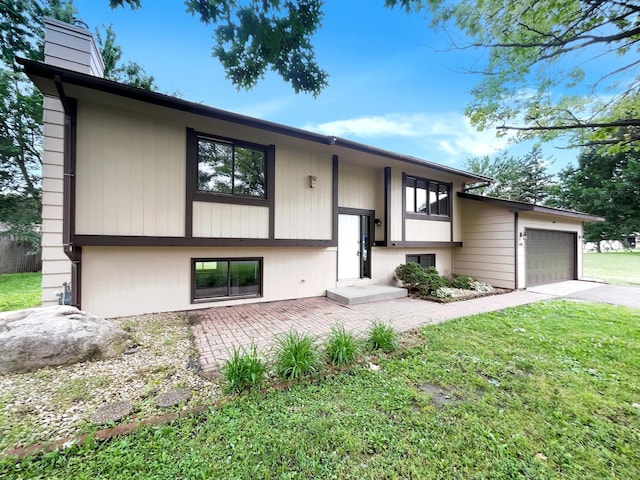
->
75, 103, 185, 237
338, 163, 378, 211
81, 246, 337, 318
405, 219, 450, 242
274, 145, 333, 240
192, 202, 269, 238
454, 200, 516, 289
371, 247, 454, 286
44, 17, 104, 77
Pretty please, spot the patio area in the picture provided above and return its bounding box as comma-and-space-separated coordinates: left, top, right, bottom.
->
190, 289, 553, 375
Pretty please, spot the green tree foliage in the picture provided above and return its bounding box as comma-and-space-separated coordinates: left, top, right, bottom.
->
386, 0, 640, 151
465, 146, 555, 204
555, 149, 640, 244
0, 1, 156, 245
110, 0, 328, 95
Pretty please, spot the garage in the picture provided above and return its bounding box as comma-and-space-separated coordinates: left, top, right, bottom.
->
525, 229, 577, 286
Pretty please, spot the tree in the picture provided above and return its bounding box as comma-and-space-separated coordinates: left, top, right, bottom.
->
555, 148, 640, 247
110, 0, 327, 96
465, 146, 556, 204
0, 0, 155, 246
109, 1, 639, 148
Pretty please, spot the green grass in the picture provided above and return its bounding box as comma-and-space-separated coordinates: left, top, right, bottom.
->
273, 330, 321, 380
324, 324, 360, 367
221, 343, 267, 393
2, 301, 639, 479
0, 272, 41, 312
368, 319, 399, 352
583, 250, 640, 285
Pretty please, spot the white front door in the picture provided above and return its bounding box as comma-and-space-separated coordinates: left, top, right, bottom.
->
338, 214, 362, 280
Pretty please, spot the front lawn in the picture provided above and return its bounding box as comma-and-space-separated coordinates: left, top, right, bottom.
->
2, 301, 639, 479
0, 272, 41, 312
583, 250, 640, 285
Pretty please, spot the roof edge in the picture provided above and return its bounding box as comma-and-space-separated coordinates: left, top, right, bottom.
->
18, 57, 492, 183
457, 192, 605, 222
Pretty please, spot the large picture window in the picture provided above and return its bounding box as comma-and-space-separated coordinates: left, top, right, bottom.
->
197, 136, 266, 198
405, 176, 450, 217
193, 258, 262, 301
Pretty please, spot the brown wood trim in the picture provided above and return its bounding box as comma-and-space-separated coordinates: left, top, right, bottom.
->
386, 241, 463, 248
185, 128, 197, 238
338, 207, 375, 217
332, 155, 339, 245
405, 213, 451, 222
514, 211, 519, 288
74, 235, 335, 248
268, 145, 276, 239
384, 167, 391, 247
190, 257, 263, 304
450, 182, 454, 242
192, 192, 269, 207
402, 172, 406, 242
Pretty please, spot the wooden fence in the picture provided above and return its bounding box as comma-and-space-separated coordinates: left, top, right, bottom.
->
0, 237, 42, 274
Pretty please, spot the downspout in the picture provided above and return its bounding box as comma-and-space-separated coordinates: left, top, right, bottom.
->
54, 76, 81, 308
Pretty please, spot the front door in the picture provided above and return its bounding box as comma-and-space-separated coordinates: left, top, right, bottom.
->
338, 213, 371, 280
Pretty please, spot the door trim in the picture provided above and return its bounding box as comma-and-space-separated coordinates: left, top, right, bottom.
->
338, 207, 375, 281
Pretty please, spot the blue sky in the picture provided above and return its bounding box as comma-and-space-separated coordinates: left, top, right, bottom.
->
72, 0, 578, 172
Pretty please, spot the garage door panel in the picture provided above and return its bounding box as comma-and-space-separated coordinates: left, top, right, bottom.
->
526, 229, 576, 286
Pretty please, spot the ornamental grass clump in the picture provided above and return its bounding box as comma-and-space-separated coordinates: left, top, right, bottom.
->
324, 324, 360, 367
368, 320, 398, 353
273, 330, 321, 380
221, 343, 267, 393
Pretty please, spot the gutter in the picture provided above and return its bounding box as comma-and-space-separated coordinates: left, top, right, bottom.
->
53, 76, 81, 308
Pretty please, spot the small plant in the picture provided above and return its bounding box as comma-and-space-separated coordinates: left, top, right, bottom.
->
434, 287, 455, 298
221, 343, 267, 393
469, 280, 493, 292
325, 324, 360, 367
368, 320, 398, 353
273, 330, 321, 380
448, 274, 474, 289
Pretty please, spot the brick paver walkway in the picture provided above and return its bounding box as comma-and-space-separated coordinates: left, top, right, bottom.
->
190, 290, 553, 375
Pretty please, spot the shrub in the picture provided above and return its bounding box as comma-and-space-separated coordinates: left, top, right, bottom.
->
325, 324, 360, 367
448, 274, 474, 289
221, 343, 266, 393
368, 320, 398, 353
395, 263, 447, 296
273, 330, 321, 380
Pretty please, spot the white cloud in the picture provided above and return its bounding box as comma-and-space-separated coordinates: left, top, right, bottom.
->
303, 112, 511, 159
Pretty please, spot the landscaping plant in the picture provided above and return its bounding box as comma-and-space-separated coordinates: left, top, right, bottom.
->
273, 330, 321, 380
324, 324, 360, 367
368, 319, 398, 353
221, 343, 267, 393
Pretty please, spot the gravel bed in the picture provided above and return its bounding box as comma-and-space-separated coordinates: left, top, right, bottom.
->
0, 311, 221, 453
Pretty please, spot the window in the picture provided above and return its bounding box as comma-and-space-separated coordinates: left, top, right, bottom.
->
405, 176, 450, 216
197, 136, 266, 198
406, 254, 436, 268
193, 258, 262, 301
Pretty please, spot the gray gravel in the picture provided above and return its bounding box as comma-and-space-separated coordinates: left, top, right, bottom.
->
0, 311, 220, 452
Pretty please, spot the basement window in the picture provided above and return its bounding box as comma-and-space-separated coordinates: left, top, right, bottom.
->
406, 254, 436, 269
192, 258, 262, 302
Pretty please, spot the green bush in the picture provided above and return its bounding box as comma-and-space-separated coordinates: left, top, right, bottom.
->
273, 330, 321, 380
368, 320, 398, 353
221, 343, 267, 393
325, 324, 360, 367
395, 263, 447, 296
447, 274, 474, 289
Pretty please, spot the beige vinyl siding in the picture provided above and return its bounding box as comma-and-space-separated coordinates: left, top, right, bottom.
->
81, 246, 337, 318
41, 96, 70, 305
338, 163, 378, 210
44, 18, 104, 76
451, 182, 463, 242
405, 219, 450, 242
389, 168, 403, 242
372, 247, 454, 286
75, 103, 185, 237
192, 202, 269, 238
274, 145, 332, 240
454, 201, 516, 288
517, 213, 583, 289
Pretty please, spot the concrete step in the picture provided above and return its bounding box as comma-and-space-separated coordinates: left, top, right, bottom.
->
327, 285, 407, 305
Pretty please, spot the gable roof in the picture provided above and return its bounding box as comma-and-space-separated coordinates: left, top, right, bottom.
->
18, 57, 493, 184
458, 192, 604, 221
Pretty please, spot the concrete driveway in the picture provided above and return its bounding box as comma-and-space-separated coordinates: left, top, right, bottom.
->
527, 280, 640, 309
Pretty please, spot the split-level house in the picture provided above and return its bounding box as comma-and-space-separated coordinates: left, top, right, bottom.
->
19, 18, 602, 318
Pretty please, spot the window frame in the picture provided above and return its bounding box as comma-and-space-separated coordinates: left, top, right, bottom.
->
189, 130, 273, 207
406, 254, 436, 269
404, 175, 451, 219
191, 257, 263, 303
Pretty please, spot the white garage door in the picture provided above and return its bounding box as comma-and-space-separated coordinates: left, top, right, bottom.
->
526, 229, 577, 286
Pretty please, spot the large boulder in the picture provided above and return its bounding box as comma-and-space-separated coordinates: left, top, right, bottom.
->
0, 306, 133, 375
